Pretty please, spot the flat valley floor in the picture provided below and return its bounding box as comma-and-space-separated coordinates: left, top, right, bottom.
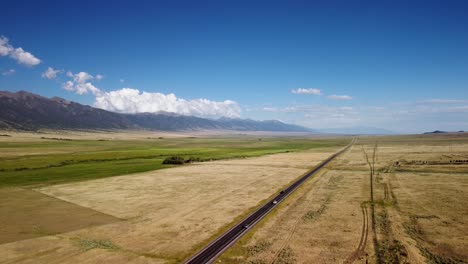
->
0, 132, 467, 263
220, 134, 468, 264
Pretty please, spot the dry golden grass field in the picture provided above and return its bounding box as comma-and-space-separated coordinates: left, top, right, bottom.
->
1, 131, 467, 264
219, 133, 468, 264
0, 130, 344, 263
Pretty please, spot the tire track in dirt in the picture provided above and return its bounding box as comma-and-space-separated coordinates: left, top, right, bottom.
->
267, 173, 339, 264
264, 150, 350, 264
266, 177, 326, 264
268, 211, 304, 264
344, 205, 369, 264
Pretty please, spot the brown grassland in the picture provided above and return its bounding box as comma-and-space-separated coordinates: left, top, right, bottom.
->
0, 131, 467, 264
0, 130, 343, 263
219, 133, 468, 264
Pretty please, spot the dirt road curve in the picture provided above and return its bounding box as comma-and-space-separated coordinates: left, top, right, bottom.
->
185, 139, 355, 264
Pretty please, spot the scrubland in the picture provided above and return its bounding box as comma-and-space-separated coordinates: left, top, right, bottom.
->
1, 130, 466, 263
0, 130, 346, 263
220, 133, 468, 264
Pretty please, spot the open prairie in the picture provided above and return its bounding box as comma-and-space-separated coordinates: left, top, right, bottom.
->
1, 131, 467, 263
0, 130, 345, 187
219, 133, 468, 264
0, 130, 347, 263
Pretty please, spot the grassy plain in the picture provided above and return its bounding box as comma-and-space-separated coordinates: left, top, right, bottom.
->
0, 130, 347, 187
3, 131, 465, 263
219, 133, 468, 264
0, 130, 348, 263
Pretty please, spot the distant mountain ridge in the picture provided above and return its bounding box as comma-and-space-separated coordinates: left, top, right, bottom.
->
0, 91, 312, 132
423, 130, 465, 134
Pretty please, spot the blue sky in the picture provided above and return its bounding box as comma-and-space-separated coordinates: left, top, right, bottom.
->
1, 0, 468, 133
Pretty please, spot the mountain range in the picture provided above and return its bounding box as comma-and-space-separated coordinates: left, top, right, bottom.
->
0, 91, 312, 132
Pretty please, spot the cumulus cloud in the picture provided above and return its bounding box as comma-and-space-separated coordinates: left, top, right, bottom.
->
261, 106, 299, 113
62, 71, 101, 95
328, 94, 352, 100
0, 36, 41, 66
0, 37, 12, 56
94, 88, 241, 118
10, 48, 41, 66
2, 69, 15, 76
95, 74, 104, 80
262, 107, 278, 112
419, 99, 468, 104
41, 67, 62, 79
62, 72, 239, 118
291, 88, 321, 95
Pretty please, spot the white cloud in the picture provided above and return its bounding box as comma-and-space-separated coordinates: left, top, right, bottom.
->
94, 88, 241, 118
120, 79, 125, 83
62, 71, 101, 95
61, 71, 240, 118
10, 48, 41, 66
0, 36, 41, 66
291, 88, 321, 95
419, 99, 468, 104
73, 71, 94, 83
262, 107, 278, 112
41, 67, 62, 79
95, 74, 104, 80
0, 37, 13, 56
261, 106, 299, 113
328, 94, 352, 100
63, 81, 100, 95
2, 69, 15, 76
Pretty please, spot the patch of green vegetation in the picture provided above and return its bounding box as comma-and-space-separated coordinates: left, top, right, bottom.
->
0, 137, 347, 187
276, 246, 296, 264
303, 197, 329, 221
162, 156, 186, 164
247, 241, 272, 256
377, 239, 408, 264
403, 215, 427, 241
401, 214, 463, 264
74, 238, 120, 251
416, 244, 465, 264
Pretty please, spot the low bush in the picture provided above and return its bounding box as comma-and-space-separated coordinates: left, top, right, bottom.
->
185, 157, 202, 163
162, 156, 185, 165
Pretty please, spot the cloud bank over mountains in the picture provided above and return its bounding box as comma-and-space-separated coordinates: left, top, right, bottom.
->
94, 88, 241, 118
58, 70, 242, 118
0, 27, 238, 119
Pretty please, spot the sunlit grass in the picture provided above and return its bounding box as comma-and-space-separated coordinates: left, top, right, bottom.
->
0, 137, 348, 187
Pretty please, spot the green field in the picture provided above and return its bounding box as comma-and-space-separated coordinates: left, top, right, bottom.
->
0, 136, 348, 187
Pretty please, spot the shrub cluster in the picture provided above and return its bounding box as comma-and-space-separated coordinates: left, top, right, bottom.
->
162, 156, 185, 164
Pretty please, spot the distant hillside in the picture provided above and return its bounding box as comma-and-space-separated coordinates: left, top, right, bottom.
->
423, 130, 465, 134
0, 91, 312, 132
318, 126, 396, 135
